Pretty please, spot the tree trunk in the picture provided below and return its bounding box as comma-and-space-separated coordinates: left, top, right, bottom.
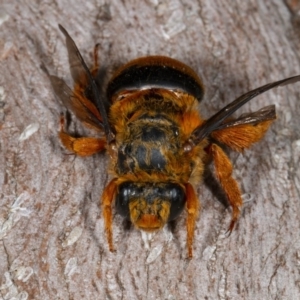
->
1, 1, 300, 299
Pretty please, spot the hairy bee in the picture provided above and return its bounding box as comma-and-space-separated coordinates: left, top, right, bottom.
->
47, 25, 300, 258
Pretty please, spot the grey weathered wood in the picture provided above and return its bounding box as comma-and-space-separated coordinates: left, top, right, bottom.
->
1, 1, 300, 299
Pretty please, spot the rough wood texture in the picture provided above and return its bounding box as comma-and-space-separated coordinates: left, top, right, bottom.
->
1, 1, 300, 299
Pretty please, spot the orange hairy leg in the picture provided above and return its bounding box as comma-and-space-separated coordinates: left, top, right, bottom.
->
211, 120, 273, 152
185, 183, 200, 258
102, 179, 118, 252
209, 121, 274, 231
59, 115, 106, 156
210, 144, 242, 232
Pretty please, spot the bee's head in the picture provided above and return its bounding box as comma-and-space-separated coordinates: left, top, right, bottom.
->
115, 182, 186, 231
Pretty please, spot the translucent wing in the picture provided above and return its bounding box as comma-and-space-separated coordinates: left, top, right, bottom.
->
49, 74, 104, 132
59, 24, 88, 87
58, 24, 115, 142
190, 75, 300, 145
215, 105, 276, 130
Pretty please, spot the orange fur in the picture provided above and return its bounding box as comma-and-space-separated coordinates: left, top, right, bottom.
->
135, 214, 162, 231
59, 132, 106, 156
109, 89, 206, 177
210, 144, 243, 231
211, 120, 273, 152
101, 179, 118, 252
59, 115, 106, 156
185, 183, 200, 258
129, 198, 171, 231
109, 89, 202, 137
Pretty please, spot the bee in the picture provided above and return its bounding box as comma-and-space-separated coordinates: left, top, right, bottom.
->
47, 25, 300, 258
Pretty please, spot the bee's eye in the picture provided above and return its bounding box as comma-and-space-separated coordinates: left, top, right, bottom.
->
166, 184, 185, 221
115, 182, 138, 219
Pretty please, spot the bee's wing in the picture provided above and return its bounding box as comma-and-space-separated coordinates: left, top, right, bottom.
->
58, 25, 115, 142
49, 74, 104, 131
215, 105, 276, 130
59, 24, 87, 86
190, 75, 300, 144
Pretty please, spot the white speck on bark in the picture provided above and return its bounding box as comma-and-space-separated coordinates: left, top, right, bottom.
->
64, 257, 78, 277
18, 123, 40, 141
62, 226, 83, 247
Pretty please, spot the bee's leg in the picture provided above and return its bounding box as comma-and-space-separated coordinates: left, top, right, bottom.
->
59, 132, 106, 156
93, 43, 100, 70
185, 183, 200, 258
90, 43, 100, 76
210, 143, 243, 232
102, 179, 118, 252
59, 115, 106, 156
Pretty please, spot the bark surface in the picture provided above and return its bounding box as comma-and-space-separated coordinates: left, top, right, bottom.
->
1, 1, 300, 299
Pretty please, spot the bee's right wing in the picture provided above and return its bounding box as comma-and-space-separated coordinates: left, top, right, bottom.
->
214, 105, 276, 130
49, 74, 104, 132
189, 75, 300, 145
207, 105, 277, 152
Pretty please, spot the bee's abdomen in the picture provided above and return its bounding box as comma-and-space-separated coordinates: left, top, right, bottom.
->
107, 56, 204, 102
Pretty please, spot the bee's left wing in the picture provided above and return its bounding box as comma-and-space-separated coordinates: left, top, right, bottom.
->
189, 75, 300, 145
48, 74, 104, 132
58, 25, 89, 87
58, 24, 115, 142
